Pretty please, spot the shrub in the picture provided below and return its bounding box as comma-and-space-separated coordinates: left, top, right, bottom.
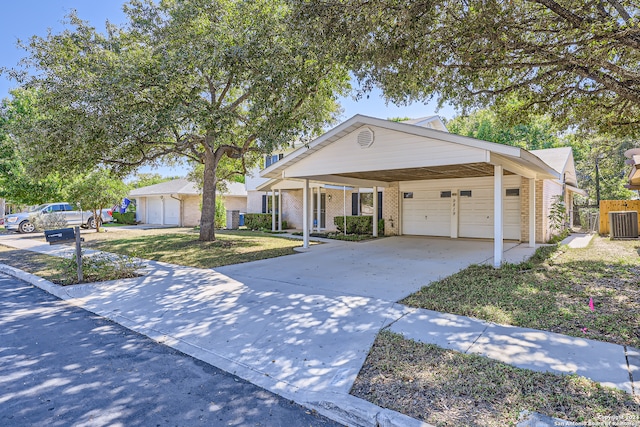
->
55, 251, 144, 285
244, 213, 282, 230
215, 197, 226, 229
112, 211, 137, 225
29, 212, 68, 232
334, 216, 384, 235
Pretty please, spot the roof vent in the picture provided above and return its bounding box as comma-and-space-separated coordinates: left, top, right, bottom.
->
356, 127, 374, 148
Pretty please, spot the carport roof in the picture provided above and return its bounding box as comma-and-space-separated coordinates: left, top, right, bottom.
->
260, 115, 560, 186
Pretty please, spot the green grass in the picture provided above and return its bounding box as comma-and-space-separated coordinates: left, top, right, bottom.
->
400, 237, 640, 347
351, 330, 640, 427
83, 229, 303, 268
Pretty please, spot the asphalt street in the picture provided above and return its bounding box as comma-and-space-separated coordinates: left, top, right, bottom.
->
0, 273, 343, 427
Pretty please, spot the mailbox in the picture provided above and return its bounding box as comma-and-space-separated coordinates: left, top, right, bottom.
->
44, 228, 76, 245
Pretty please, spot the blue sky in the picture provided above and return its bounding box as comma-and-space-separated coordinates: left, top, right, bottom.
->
1, 1, 458, 176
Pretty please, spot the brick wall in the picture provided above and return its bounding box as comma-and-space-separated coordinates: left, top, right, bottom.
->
542, 180, 564, 242
247, 190, 264, 214
382, 183, 399, 235
182, 195, 201, 227
221, 195, 246, 212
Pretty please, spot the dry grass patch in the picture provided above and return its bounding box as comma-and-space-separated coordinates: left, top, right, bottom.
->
0, 245, 58, 280
351, 331, 640, 427
400, 237, 640, 347
83, 229, 303, 268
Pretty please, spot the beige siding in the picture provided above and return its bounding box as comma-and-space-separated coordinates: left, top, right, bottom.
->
283, 126, 488, 178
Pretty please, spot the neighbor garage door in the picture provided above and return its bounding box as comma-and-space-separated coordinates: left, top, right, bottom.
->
147, 197, 162, 224
164, 197, 180, 225
401, 176, 521, 240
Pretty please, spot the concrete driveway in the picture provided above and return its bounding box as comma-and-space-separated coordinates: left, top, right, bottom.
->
216, 235, 537, 301
0, 233, 537, 425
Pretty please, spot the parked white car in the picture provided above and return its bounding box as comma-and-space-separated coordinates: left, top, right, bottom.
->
4, 203, 114, 233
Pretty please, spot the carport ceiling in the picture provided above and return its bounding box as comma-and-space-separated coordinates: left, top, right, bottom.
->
335, 162, 515, 182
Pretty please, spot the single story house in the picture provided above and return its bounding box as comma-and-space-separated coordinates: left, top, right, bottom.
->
130, 178, 247, 227
249, 114, 584, 266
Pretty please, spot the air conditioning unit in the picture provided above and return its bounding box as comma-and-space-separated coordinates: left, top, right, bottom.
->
608, 211, 639, 239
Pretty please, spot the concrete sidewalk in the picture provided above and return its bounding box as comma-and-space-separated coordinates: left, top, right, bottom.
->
0, 232, 637, 427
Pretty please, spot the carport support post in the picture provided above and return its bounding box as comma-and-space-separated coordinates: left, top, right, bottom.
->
372, 186, 378, 237
75, 226, 83, 283
493, 165, 504, 267
529, 178, 536, 248
303, 179, 309, 248
271, 192, 276, 231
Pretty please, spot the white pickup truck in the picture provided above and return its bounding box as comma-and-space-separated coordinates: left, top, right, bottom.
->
4, 202, 114, 233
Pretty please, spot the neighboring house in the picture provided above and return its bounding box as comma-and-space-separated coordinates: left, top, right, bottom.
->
249, 114, 584, 266
130, 178, 247, 227
624, 148, 640, 190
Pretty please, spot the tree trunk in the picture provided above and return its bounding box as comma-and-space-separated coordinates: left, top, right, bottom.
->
93, 208, 101, 233
199, 150, 218, 241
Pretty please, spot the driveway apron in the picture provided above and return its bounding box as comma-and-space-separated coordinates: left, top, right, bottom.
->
0, 233, 538, 424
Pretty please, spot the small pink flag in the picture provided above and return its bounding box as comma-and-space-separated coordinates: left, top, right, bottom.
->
589, 297, 595, 311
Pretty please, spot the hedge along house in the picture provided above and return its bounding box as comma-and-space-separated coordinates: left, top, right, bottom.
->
255, 115, 584, 267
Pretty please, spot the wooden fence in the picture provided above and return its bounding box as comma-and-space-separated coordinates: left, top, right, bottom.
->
599, 200, 640, 235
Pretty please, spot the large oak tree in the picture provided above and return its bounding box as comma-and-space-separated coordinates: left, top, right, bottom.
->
296, 0, 640, 136
13, 0, 349, 240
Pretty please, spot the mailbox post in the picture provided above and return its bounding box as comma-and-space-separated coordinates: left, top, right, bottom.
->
44, 226, 84, 283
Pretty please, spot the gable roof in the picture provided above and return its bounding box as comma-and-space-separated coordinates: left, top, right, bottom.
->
260, 114, 560, 183
530, 147, 578, 186
400, 116, 448, 132
130, 178, 199, 197
129, 178, 247, 197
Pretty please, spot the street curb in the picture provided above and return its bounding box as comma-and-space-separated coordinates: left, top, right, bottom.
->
0, 263, 433, 427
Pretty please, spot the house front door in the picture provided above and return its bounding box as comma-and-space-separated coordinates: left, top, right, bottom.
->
313, 191, 326, 229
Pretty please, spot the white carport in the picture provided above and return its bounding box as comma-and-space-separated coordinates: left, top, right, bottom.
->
260, 115, 561, 267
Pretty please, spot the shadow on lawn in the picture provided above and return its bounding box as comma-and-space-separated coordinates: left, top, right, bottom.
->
86, 233, 301, 269
400, 246, 640, 347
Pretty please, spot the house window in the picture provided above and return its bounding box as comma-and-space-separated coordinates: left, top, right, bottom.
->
261, 194, 279, 213
264, 153, 284, 168
440, 191, 452, 198
351, 191, 383, 220
506, 188, 520, 196
403, 192, 413, 199
460, 190, 472, 197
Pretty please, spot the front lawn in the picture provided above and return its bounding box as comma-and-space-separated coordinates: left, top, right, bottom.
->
351, 330, 639, 427
82, 229, 303, 268
400, 236, 640, 347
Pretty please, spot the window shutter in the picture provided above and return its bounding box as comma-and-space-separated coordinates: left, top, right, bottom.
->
377, 191, 383, 220
351, 193, 359, 215
261, 195, 267, 213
